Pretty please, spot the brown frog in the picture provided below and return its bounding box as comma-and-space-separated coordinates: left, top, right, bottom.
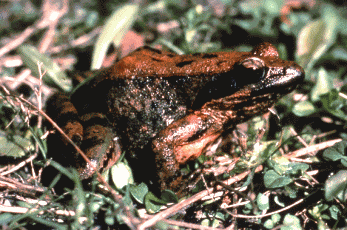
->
48, 42, 304, 195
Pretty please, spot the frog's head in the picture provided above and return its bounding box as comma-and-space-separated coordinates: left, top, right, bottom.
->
233, 42, 304, 96
200, 42, 304, 122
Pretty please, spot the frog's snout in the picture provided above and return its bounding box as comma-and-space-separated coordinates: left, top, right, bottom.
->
287, 65, 305, 82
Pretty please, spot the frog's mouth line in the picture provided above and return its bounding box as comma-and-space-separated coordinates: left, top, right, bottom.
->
196, 64, 304, 111
203, 71, 302, 113
254, 66, 304, 92
234, 65, 305, 109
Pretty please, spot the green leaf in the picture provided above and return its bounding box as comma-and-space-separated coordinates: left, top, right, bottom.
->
17, 201, 32, 208
70, 170, 87, 227
264, 219, 275, 229
321, 47, 347, 62
269, 155, 290, 175
243, 202, 252, 214
325, 170, 347, 202
105, 209, 115, 226
0, 213, 13, 225
285, 185, 298, 199
111, 161, 134, 189
257, 193, 269, 211
292, 101, 316, 117
0, 131, 34, 157
308, 203, 330, 229
274, 196, 285, 207
329, 205, 340, 220
160, 190, 178, 204
264, 214, 281, 230
311, 68, 333, 102
129, 183, 148, 204
320, 90, 347, 121
153, 221, 170, 230
264, 170, 292, 188
263, 0, 284, 15
18, 45, 72, 92
281, 214, 302, 230
91, 4, 139, 70
286, 162, 309, 175
144, 192, 167, 214
323, 141, 347, 167
201, 218, 221, 228
271, 161, 308, 177
89, 195, 105, 213
272, 213, 281, 224
297, 5, 339, 71
235, 0, 283, 36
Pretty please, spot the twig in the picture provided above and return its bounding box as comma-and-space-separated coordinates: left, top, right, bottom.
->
285, 139, 342, 159
0, 204, 74, 216
0, 175, 45, 195
164, 218, 225, 230
139, 165, 264, 230
0, 0, 68, 58
227, 198, 304, 219
290, 127, 308, 147
220, 165, 263, 187
1, 154, 38, 177
138, 188, 214, 230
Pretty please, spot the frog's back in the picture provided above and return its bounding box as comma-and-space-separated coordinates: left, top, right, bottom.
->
70, 48, 239, 150
107, 46, 246, 80
70, 72, 198, 151
106, 76, 189, 150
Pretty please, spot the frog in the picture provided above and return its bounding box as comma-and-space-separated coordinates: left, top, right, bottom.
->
47, 42, 304, 196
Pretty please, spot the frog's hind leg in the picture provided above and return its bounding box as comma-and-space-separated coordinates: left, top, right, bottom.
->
77, 112, 121, 179
47, 93, 120, 180
47, 92, 83, 145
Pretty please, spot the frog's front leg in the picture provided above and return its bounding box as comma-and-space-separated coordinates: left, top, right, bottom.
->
152, 112, 223, 194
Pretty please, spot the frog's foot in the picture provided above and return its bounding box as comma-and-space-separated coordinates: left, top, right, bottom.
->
158, 170, 205, 198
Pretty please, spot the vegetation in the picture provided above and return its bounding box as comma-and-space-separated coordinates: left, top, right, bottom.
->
1, 0, 347, 229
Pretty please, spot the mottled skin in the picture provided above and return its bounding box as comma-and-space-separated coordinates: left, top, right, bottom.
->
48, 43, 304, 195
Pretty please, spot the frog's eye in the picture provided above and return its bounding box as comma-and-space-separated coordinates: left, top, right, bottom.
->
240, 57, 265, 70
236, 57, 265, 84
